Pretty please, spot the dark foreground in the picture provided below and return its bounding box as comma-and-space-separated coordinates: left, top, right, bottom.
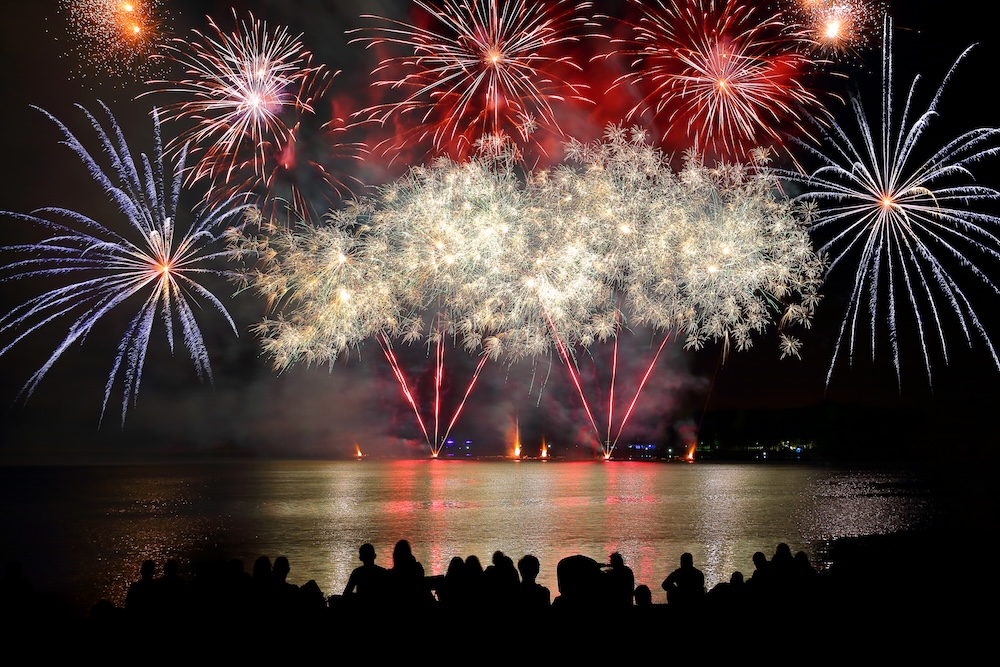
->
0, 525, 988, 659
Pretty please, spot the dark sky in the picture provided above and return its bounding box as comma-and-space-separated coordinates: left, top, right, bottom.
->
1, 1, 998, 463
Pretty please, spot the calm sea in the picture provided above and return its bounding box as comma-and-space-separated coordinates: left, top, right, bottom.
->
0, 459, 941, 614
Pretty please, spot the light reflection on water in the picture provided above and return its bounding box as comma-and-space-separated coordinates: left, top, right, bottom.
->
0, 460, 937, 612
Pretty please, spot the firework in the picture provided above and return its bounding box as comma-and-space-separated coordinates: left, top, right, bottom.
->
377, 140, 613, 362
59, 0, 170, 81
234, 113, 368, 224
786, 0, 883, 59
603, 0, 824, 163
145, 10, 337, 216
232, 127, 822, 457
230, 200, 404, 372
558, 125, 823, 455
349, 0, 596, 161
774, 20, 1000, 386
0, 103, 256, 425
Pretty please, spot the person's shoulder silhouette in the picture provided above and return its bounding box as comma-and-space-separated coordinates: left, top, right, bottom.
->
343, 542, 388, 605
604, 551, 636, 609
661, 552, 705, 607
517, 554, 550, 613
125, 559, 159, 616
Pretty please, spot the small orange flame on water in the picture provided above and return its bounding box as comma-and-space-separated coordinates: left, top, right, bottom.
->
512, 419, 521, 458
540, 440, 548, 459
355, 443, 363, 458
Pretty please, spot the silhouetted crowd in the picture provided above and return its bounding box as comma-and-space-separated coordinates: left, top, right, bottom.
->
1, 528, 952, 649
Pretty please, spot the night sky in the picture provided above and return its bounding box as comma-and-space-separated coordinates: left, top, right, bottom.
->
2, 1, 998, 464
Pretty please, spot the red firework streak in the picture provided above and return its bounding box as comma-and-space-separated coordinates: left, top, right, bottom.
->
376, 316, 490, 458
546, 311, 672, 459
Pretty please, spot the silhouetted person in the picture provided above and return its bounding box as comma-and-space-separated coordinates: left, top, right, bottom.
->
271, 555, 299, 611
342, 543, 388, 609
661, 552, 705, 609
124, 560, 158, 617
297, 578, 327, 618
791, 550, 819, 604
250, 555, 273, 612
793, 550, 818, 582
771, 542, 796, 593
389, 539, 433, 611
772, 542, 794, 569
464, 555, 484, 579
746, 550, 775, 606
156, 559, 186, 616
634, 584, 653, 607
708, 570, 745, 615
553, 555, 604, 615
604, 552, 635, 609
517, 554, 550, 613
482, 550, 520, 612
434, 556, 468, 610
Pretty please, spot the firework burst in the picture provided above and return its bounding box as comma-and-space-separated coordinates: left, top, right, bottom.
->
229, 201, 403, 371
559, 125, 823, 455
230, 127, 822, 456
603, 0, 825, 163
0, 103, 256, 425
785, 0, 884, 60
145, 9, 341, 217
774, 20, 1000, 387
349, 0, 596, 162
59, 0, 171, 81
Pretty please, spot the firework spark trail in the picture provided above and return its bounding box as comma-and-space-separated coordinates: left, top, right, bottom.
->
144, 9, 336, 217
439, 352, 490, 454
773, 18, 1000, 387
0, 102, 254, 425
546, 314, 602, 444
377, 332, 433, 448
601, 0, 826, 163
611, 332, 672, 450
434, 318, 445, 447
608, 314, 618, 448
60, 0, 171, 81
349, 0, 597, 161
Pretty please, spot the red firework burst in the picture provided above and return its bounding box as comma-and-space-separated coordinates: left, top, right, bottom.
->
144, 10, 365, 220
349, 0, 597, 163
604, 0, 828, 163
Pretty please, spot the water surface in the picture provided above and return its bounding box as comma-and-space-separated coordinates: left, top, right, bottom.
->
0, 459, 939, 612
